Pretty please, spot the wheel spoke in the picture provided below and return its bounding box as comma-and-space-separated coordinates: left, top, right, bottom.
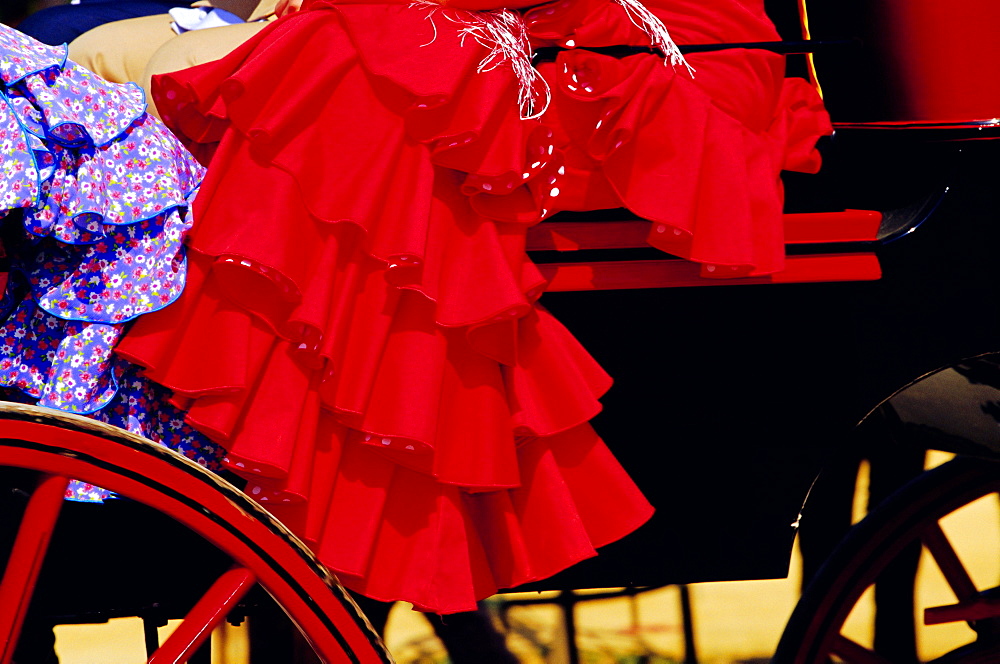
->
147, 566, 256, 664
775, 458, 1000, 664
925, 595, 1000, 625
829, 634, 895, 664
0, 474, 69, 664
921, 522, 978, 601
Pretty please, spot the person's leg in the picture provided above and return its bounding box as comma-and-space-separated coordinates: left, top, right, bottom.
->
246, 0, 277, 21
426, 606, 518, 664
68, 13, 178, 83
140, 21, 270, 117
867, 430, 925, 664
17, 0, 187, 45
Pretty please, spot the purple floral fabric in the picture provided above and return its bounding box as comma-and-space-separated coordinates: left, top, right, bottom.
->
0, 95, 38, 212
0, 24, 223, 501
0, 24, 66, 84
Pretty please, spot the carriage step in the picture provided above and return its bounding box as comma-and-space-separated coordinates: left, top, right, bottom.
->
529, 210, 883, 290
538, 253, 880, 291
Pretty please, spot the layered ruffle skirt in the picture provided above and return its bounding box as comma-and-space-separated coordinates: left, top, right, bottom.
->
526, 0, 832, 276
1, 0, 831, 613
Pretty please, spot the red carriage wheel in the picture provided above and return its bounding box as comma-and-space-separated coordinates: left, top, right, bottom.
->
0, 402, 390, 664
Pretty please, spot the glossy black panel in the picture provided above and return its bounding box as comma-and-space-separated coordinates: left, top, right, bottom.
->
888, 355, 1000, 460
522, 134, 1000, 590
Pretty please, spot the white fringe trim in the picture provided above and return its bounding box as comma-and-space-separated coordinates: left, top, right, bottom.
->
612, 0, 694, 75
415, 2, 551, 119
413, 0, 693, 120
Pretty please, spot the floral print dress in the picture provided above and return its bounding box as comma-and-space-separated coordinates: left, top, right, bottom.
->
0, 23, 225, 500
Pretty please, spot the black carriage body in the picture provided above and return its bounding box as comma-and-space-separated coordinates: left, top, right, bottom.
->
524, 111, 1000, 592
513, 0, 1000, 593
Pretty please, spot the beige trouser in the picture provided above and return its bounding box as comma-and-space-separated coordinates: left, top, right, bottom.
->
68, 0, 275, 117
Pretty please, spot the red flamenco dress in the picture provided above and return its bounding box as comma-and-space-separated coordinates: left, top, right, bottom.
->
528, 0, 832, 276
114, 0, 830, 613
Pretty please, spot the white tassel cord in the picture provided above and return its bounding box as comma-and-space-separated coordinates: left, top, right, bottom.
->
413, 0, 693, 119
414, 2, 551, 119
450, 9, 553, 119
612, 0, 695, 76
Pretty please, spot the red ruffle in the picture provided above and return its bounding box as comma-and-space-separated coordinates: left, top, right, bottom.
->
119, 1, 654, 613
122, 0, 829, 613
526, 0, 832, 276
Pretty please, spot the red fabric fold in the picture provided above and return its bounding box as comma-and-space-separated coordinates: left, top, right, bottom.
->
121, 0, 829, 613
527, 0, 832, 276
